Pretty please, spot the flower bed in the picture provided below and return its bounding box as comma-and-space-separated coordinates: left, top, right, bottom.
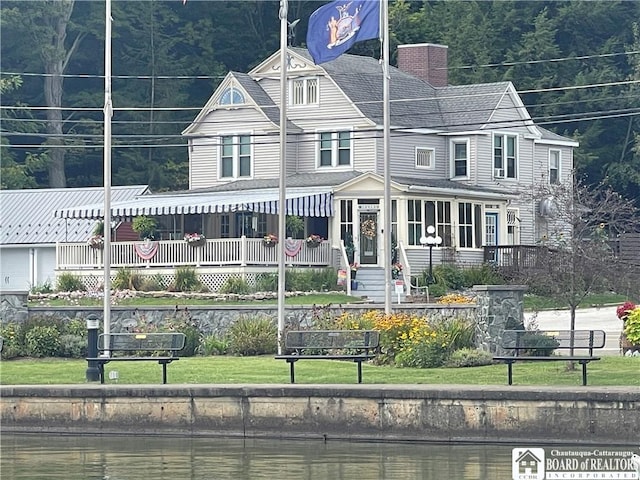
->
616, 301, 640, 355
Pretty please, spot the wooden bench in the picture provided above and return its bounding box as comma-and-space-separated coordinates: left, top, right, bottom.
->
493, 329, 606, 386
275, 330, 379, 384
87, 332, 186, 384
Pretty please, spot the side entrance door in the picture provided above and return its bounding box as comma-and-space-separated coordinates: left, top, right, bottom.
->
359, 211, 378, 265
485, 212, 498, 262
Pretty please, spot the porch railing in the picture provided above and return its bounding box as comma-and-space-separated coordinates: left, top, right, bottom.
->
56, 237, 332, 270
483, 245, 549, 271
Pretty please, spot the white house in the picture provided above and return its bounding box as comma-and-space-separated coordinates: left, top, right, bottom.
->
0, 185, 147, 293
54, 44, 578, 298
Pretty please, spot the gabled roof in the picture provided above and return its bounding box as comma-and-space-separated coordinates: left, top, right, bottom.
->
0, 185, 148, 245
273, 48, 568, 140
182, 72, 299, 135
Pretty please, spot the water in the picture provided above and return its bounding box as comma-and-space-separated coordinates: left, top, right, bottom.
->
0, 433, 515, 479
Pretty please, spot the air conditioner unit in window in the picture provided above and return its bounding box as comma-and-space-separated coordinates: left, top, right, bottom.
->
494, 168, 505, 178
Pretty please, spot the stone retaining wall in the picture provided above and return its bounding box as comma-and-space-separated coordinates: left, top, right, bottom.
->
1, 384, 637, 445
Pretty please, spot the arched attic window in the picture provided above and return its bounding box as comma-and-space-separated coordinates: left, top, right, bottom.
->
219, 86, 245, 106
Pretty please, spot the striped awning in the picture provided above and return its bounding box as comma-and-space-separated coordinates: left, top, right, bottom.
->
54, 187, 334, 219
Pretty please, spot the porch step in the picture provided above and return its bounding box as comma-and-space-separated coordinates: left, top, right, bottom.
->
352, 267, 407, 304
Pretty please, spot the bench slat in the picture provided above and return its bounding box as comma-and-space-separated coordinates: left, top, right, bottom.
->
285, 330, 379, 350
98, 333, 186, 352
500, 329, 606, 350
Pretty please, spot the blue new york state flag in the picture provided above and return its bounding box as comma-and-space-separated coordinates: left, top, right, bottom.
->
306, 0, 381, 65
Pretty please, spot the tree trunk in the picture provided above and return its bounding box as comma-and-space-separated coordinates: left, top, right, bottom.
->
42, 0, 76, 188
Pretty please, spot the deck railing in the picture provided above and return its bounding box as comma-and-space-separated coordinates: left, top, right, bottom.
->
56, 237, 332, 270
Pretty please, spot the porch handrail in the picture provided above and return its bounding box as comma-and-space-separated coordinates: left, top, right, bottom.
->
340, 240, 352, 295
398, 241, 410, 293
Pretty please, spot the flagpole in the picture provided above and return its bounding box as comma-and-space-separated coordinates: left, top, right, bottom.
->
103, 0, 113, 338
382, 0, 392, 313
277, 0, 288, 354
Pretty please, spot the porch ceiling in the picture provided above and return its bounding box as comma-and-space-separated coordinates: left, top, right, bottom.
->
53, 187, 333, 219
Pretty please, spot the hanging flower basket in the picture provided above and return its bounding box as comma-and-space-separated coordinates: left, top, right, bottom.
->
184, 233, 206, 247
361, 219, 376, 239
305, 234, 322, 248
263, 234, 278, 247
391, 263, 403, 279
87, 235, 104, 249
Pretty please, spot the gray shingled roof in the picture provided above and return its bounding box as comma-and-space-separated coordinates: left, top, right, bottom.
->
0, 185, 148, 245
391, 175, 517, 197
184, 171, 363, 193
289, 48, 556, 136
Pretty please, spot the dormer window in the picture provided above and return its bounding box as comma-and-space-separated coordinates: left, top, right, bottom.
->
290, 77, 318, 106
219, 86, 245, 106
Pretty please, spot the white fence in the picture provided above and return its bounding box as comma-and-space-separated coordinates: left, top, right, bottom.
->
56, 237, 332, 271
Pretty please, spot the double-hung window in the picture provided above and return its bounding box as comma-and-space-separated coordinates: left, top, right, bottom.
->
451, 140, 469, 178
458, 202, 483, 248
549, 149, 560, 184
291, 78, 318, 106
319, 131, 351, 167
424, 200, 452, 247
407, 200, 422, 245
220, 134, 251, 179
494, 134, 517, 178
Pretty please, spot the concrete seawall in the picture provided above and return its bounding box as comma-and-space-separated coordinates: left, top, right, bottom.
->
1, 384, 638, 445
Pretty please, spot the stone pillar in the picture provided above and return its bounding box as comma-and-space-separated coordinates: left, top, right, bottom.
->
473, 285, 528, 355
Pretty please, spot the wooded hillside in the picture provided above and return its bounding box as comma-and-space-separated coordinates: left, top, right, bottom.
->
1, 0, 639, 205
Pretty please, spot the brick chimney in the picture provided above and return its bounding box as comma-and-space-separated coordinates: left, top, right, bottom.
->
396, 43, 448, 87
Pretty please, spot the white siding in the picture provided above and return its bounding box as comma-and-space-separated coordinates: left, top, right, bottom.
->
189, 108, 281, 189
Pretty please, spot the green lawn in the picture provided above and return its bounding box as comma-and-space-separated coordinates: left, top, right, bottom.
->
1, 356, 637, 387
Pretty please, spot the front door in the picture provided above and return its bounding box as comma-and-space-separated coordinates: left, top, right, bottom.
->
485, 212, 498, 262
359, 212, 378, 265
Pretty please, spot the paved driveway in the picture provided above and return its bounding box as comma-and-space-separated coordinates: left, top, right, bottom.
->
524, 306, 623, 355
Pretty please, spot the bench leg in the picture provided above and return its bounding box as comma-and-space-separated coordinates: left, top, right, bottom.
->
99, 363, 105, 384
580, 360, 588, 386
356, 360, 363, 384
162, 363, 168, 384
507, 362, 513, 386
289, 360, 295, 384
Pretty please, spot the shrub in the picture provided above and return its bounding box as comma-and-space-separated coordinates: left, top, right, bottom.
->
171, 266, 203, 292
0, 322, 23, 359
31, 281, 53, 294
219, 276, 251, 295
623, 307, 640, 345
138, 274, 165, 292
436, 317, 476, 351
25, 325, 61, 357
227, 315, 277, 356
198, 335, 229, 355
59, 334, 87, 358
433, 264, 465, 290
462, 264, 505, 287
112, 268, 143, 290
446, 348, 493, 367
56, 273, 85, 292
255, 273, 278, 292
395, 336, 449, 368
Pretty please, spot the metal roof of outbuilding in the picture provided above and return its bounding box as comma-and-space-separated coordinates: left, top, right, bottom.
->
0, 185, 148, 245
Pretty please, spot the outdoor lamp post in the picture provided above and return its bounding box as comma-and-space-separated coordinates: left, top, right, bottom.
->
85, 314, 100, 382
420, 225, 442, 284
